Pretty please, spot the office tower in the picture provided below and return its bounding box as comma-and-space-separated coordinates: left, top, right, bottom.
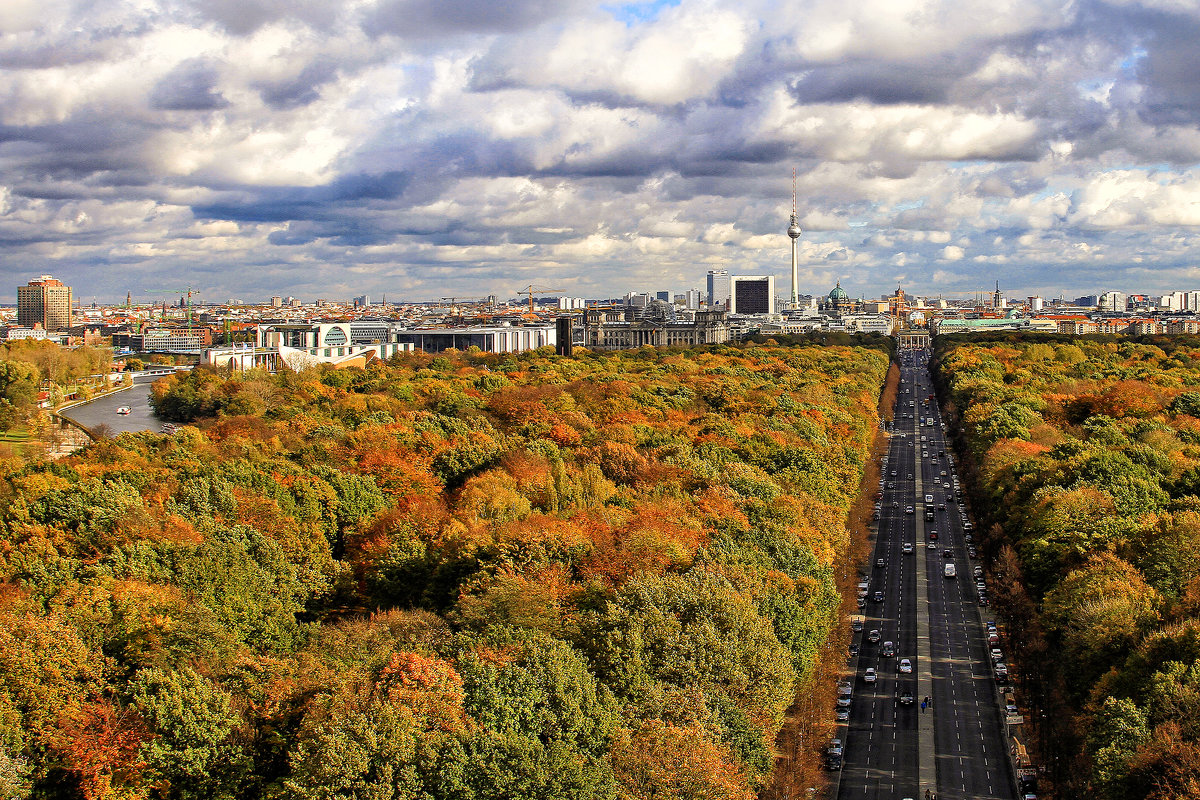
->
17, 275, 72, 330
728, 275, 775, 314
707, 269, 730, 308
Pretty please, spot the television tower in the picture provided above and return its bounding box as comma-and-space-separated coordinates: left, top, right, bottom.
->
787, 168, 802, 308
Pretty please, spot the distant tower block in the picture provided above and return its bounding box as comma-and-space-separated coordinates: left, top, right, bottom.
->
787, 169, 802, 307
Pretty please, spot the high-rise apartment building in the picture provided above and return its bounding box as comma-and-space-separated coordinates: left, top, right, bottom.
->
17, 275, 72, 330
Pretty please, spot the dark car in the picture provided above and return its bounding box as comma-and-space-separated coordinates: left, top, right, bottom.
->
848, 643, 859, 656
898, 689, 914, 706
872, 591, 884, 603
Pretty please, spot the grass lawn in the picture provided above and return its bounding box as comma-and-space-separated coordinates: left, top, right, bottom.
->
0, 427, 34, 457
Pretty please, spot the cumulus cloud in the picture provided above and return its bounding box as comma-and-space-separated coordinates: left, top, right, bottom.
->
1, 0, 1200, 301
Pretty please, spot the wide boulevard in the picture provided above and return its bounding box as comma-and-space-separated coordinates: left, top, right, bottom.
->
835, 346, 1015, 800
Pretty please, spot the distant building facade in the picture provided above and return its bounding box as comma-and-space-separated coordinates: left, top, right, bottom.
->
113, 327, 214, 352
17, 275, 72, 331
727, 275, 775, 315
394, 325, 555, 354
707, 270, 730, 309
583, 310, 730, 349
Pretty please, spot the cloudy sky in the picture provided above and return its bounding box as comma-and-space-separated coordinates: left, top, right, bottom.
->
3, 0, 1200, 304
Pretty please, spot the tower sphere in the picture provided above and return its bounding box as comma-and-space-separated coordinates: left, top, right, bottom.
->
787, 216, 802, 239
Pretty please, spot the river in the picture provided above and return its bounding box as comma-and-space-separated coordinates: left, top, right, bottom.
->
59, 376, 165, 435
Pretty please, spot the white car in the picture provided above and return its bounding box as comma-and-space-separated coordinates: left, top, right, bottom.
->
902, 542, 914, 554
863, 667, 877, 683
898, 658, 912, 674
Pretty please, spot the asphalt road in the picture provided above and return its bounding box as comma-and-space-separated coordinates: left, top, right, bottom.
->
836, 347, 1014, 800
59, 375, 164, 435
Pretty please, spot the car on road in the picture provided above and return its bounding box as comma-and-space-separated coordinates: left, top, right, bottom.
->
876, 558, 886, 568
927, 540, 937, 549
905, 506, 914, 514
943, 548, 953, 558
867, 629, 881, 643
882, 641, 895, 657
898, 658, 912, 673
898, 689, 914, 706
944, 563, 957, 578
902, 542, 914, 554
863, 667, 877, 683
872, 591, 884, 603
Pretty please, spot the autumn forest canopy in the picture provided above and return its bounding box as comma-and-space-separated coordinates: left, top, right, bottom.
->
0, 342, 890, 800
933, 334, 1200, 800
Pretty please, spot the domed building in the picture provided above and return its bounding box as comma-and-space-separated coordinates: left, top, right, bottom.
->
827, 281, 853, 313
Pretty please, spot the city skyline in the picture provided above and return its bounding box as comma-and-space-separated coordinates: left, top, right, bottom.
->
2, 1, 1200, 303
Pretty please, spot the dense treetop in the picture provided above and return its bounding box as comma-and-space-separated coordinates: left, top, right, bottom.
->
0, 343, 888, 800
933, 335, 1200, 800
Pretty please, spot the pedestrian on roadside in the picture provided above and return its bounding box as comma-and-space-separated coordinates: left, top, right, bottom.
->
921, 700, 927, 713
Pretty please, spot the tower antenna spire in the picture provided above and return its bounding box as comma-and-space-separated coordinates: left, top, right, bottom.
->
787, 167, 801, 309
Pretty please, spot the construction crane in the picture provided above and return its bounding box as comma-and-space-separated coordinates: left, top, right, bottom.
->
143, 286, 200, 330
517, 285, 565, 315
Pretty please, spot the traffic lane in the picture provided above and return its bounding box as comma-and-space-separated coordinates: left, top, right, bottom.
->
928, 570, 1011, 799
838, 403, 917, 798
918, 366, 1014, 800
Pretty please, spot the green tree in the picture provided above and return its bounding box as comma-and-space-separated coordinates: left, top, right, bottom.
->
131, 666, 248, 799
1087, 696, 1150, 800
